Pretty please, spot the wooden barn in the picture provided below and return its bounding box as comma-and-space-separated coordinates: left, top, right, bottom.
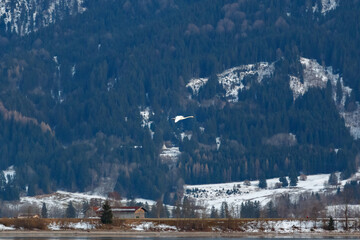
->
96, 206, 147, 219
112, 206, 147, 219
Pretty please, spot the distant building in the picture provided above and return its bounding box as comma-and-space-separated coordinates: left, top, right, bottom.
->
113, 206, 147, 219
17, 213, 40, 219
84, 206, 100, 218
96, 206, 147, 219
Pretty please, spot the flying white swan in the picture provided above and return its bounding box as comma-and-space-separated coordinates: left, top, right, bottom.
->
172, 115, 194, 123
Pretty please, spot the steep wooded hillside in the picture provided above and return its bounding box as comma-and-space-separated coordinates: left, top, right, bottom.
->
0, 0, 360, 203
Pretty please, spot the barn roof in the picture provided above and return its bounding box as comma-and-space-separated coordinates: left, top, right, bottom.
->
97, 206, 147, 213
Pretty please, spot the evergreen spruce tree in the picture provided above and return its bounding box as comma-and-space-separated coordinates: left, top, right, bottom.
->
0, 173, 5, 200
164, 205, 170, 218
210, 206, 219, 218
266, 201, 278, 218
327, 216, 335, 230
258, 174, 267, 189
41, 202, 48, 218
279, 176, 288, 187
289, 170, 298, 187
144, 202, 150, 218
336, 80, 343, 104
101, 200, 113, 224
0, 173, 5, 189
220, 201, 229, 218
149, 203, 157, 218
328, 172, 338, 186
241, 201, 260, 218
65, 201, 76, 218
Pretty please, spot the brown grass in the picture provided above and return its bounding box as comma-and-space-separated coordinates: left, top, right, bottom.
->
0, 218, 47, 230
0, 218, 269, 231
0, 218, 355, 232
0, 218, 100, 230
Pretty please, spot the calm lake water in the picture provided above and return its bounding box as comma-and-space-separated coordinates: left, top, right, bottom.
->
0, 237, 359, 240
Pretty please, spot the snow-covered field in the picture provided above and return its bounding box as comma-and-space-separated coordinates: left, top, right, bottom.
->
12, 172, 358, 217
3, 190, 155, 218
184, 172, 356, 211
21, 190, 106, 209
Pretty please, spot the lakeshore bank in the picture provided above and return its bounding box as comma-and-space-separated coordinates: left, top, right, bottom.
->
1, 230, 360, 239
2, 218, 360, 238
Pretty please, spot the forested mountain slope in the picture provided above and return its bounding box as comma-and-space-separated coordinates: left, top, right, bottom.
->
0, 0, 360, 203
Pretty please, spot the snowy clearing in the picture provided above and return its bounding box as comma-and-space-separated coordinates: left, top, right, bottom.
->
187, 62, 275, 102
291, 57, 360, 139
184, 171, 359, 211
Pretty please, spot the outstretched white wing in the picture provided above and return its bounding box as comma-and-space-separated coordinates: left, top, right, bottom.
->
173, 115, 194, 123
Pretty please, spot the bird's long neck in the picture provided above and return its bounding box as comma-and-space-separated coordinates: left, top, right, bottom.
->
184, 116, 194, 119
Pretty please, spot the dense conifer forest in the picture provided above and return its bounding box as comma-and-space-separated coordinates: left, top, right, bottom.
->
0, 0, 360, 202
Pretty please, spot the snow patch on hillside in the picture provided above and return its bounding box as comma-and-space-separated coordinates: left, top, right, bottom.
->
140, 107, 154, 139
289, 75, 305, 100
187, 62, 275, 102
321, 0, 339, 15
160, 145, 180, 167
0, 0, 86, 35
20, 191, 106, 210
311, 0, 339, 15
290, 57, 360, 139
215, 137, 221, 150
186, 78, 208, 95
341, 110, 360, 139
218, 62, 275, 102
180, 132, 192, 141
290, 57, 343, 101
2, 165, 16, 184
71, 65, 76, 78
